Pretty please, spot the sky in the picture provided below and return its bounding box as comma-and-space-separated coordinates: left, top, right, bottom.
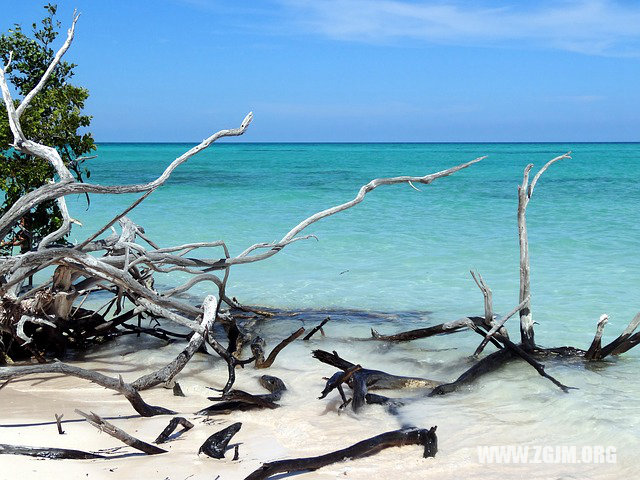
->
1, 0, 639, 142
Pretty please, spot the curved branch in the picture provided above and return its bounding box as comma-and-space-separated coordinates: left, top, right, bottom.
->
131, 295, 218, 390
203, 156, 485, 271
528, 152, 572, 198
15, 12, 80, 118
0, 362, 174, 416
0, 113, 253, 239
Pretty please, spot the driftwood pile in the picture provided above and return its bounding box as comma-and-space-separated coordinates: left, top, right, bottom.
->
0, 12, 638, 480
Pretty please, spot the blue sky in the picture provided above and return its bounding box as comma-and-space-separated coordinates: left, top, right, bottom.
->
2, 0, 640, 141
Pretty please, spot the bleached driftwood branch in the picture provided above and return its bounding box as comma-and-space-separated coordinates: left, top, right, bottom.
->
0, 362, 174, 416
75, 409, 166, 455
516, 152, 571, 351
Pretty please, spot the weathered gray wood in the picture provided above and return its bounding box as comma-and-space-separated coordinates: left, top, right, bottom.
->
516, 153, 571, 351
585, 314, 609, 360
54, 413, 64, 435
474, 295, 530, 357
599, 312, 640, 358
132, 296, 217, 391
0, 362, 174, 416
75, 409, 166, 455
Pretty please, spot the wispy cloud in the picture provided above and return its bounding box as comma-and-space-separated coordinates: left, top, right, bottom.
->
279, 0, 640, 56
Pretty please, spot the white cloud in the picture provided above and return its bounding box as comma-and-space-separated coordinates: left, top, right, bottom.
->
279, 0, 640, 56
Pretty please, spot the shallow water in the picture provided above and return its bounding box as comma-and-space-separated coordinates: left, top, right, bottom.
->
2, 311, 636, 479
15, 142, 639, 478
67, 143, 640, 330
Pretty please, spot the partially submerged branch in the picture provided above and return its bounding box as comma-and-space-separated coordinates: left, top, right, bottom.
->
517, 153, 571, 351
252, 327, 305, 368
244, 427, 438, 480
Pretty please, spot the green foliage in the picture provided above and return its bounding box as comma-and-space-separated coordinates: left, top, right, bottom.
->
0, 3, 94, 253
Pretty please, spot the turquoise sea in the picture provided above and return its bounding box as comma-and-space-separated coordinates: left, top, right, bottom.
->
68, 142, 640, 348
36, 142, 640, 476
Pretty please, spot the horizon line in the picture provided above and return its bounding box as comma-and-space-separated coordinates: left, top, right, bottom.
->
93, 141, 640, 145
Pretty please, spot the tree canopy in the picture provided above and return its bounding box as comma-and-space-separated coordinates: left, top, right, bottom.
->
0, 3, 94, 253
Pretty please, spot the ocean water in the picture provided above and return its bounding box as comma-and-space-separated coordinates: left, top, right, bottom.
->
67, 142, 640, 341
58, 142, 640, 477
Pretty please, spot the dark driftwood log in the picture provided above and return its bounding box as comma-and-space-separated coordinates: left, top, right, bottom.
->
303, 317, 330, 341
173, 382, 186, 397
244, 426, 438, 480
0, 363, 174, 417
535, 346, 586, 357
608, 332, 640, 356
351, 371, 369, 412
313, 350, 440, 390
197, 375, 286, 415
430, 349, 515, 396
318, 365, 362, 400
0, 444, 103, 459
313, 350, 439, 413
200, 391, 279, 414
370, 318, 474, 342
154, 417, 194, 444
252, 327, 305, 368
598, 313, 640, 359
498, 335, 574, 392
204, 322, 257, 395
199, 422, 242, 459
75, 409, 167, 455
364, 393, 405, 414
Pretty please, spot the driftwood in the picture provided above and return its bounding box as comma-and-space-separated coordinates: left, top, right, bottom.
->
252, 327, 305, 368
0, 444, 103, 460
199, 422, 242, 459
517, 154, 571, 350
303, 317, 330, 340
244, 426, 438, 480
319, 365, 362, 401
370, 318, 470, 342
197, 375, 286, 415
474, 296, 530, 357
172, 382, 186, 397
429, 349, 515, 396
75, 409, 166, 455
54, 413, 64, 434
313, 350, 440, 412
153, 416, 194, 444
0, 18, 485, 414
131, 295, 218, 391
596, 312, 640, 359
313, 350, 439, 390
0, 362, 174, 416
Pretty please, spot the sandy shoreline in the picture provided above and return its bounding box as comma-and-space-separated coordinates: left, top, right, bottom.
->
0, 316, 635, 480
